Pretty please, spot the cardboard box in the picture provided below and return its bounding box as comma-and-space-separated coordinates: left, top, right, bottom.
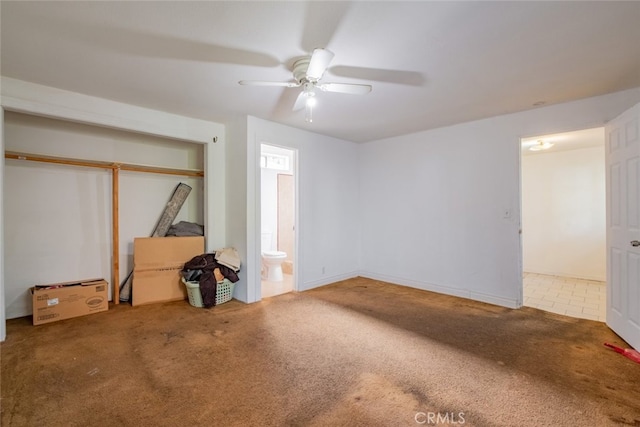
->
133, 236, 204, 306
31, 278, 108, 325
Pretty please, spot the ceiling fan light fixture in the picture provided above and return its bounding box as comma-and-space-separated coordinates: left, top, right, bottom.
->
303, 86, 317, 123
238, 48, 372, 123
529, 139, 554, 151
305, 96, 316, 123
305, 95, 317, 108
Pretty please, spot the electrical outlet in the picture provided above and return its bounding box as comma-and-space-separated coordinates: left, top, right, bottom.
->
322, 266, 325, 274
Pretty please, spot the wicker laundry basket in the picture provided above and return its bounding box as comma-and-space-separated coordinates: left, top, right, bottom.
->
181, 278, 235, 308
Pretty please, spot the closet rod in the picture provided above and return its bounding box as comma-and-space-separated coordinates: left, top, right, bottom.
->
4, 151, 204, 177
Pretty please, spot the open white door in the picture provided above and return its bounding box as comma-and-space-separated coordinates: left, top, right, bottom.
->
606, 102, 640, 350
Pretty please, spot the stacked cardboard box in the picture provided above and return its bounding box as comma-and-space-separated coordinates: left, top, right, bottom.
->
132, 236, 204, 306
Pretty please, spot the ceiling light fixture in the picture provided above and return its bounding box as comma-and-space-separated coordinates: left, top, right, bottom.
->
303, 86, 317, 123
305, 96, 317, 123
529, 139, 554, 151
239, 48, 372, 124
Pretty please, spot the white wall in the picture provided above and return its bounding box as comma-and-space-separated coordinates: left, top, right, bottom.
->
4, 112, 204, 318
1, 77, 219, 144
359, 122, 522, 307
359, 88, 640, 308
250, 118, 361, 294
226, 116, 361, 303
522, 146, 606, 280
204, 134, 226, 252
225, 117, 250, 301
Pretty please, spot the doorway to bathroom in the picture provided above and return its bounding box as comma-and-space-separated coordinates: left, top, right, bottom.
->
260, 144, 296, 298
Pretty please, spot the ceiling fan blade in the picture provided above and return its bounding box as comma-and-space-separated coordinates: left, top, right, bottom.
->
292, 91, 308, 111
239, 80, 300, 88
301, 3, 351, 53
318, 82, 372, 95
306, 48, 334, 80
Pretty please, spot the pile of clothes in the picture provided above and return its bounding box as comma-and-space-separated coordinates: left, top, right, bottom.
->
181, 247, 241, 308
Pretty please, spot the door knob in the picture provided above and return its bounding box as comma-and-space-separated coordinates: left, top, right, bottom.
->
632, 240, 640, 247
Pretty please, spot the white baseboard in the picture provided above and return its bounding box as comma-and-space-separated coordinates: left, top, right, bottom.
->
358, 270, 521, 309
301, 271, 360, 291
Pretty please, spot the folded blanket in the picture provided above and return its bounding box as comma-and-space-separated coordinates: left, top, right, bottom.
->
215, 247, 241, 272
166, 221, 204, 237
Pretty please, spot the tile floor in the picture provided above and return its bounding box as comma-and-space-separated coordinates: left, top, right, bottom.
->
523, 272, 606, 322
261, 273, 294, 299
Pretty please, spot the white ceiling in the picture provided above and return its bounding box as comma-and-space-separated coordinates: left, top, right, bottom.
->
2, 1, 639, 143
521, 127, 604, 156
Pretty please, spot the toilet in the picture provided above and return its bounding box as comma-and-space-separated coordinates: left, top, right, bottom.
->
261, 231, 287, 282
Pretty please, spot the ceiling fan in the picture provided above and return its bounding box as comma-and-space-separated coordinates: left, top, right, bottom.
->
239, 48, 372, 122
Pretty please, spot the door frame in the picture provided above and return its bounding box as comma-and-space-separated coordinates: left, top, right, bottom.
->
255, 142, 299, 300
518, 127, 607, 315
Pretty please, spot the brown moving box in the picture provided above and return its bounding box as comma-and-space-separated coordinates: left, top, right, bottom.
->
31, 278, 109, 325
133, 236, 204, 306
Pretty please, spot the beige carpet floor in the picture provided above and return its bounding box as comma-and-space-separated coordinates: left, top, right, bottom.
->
2, 277, 639, 426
